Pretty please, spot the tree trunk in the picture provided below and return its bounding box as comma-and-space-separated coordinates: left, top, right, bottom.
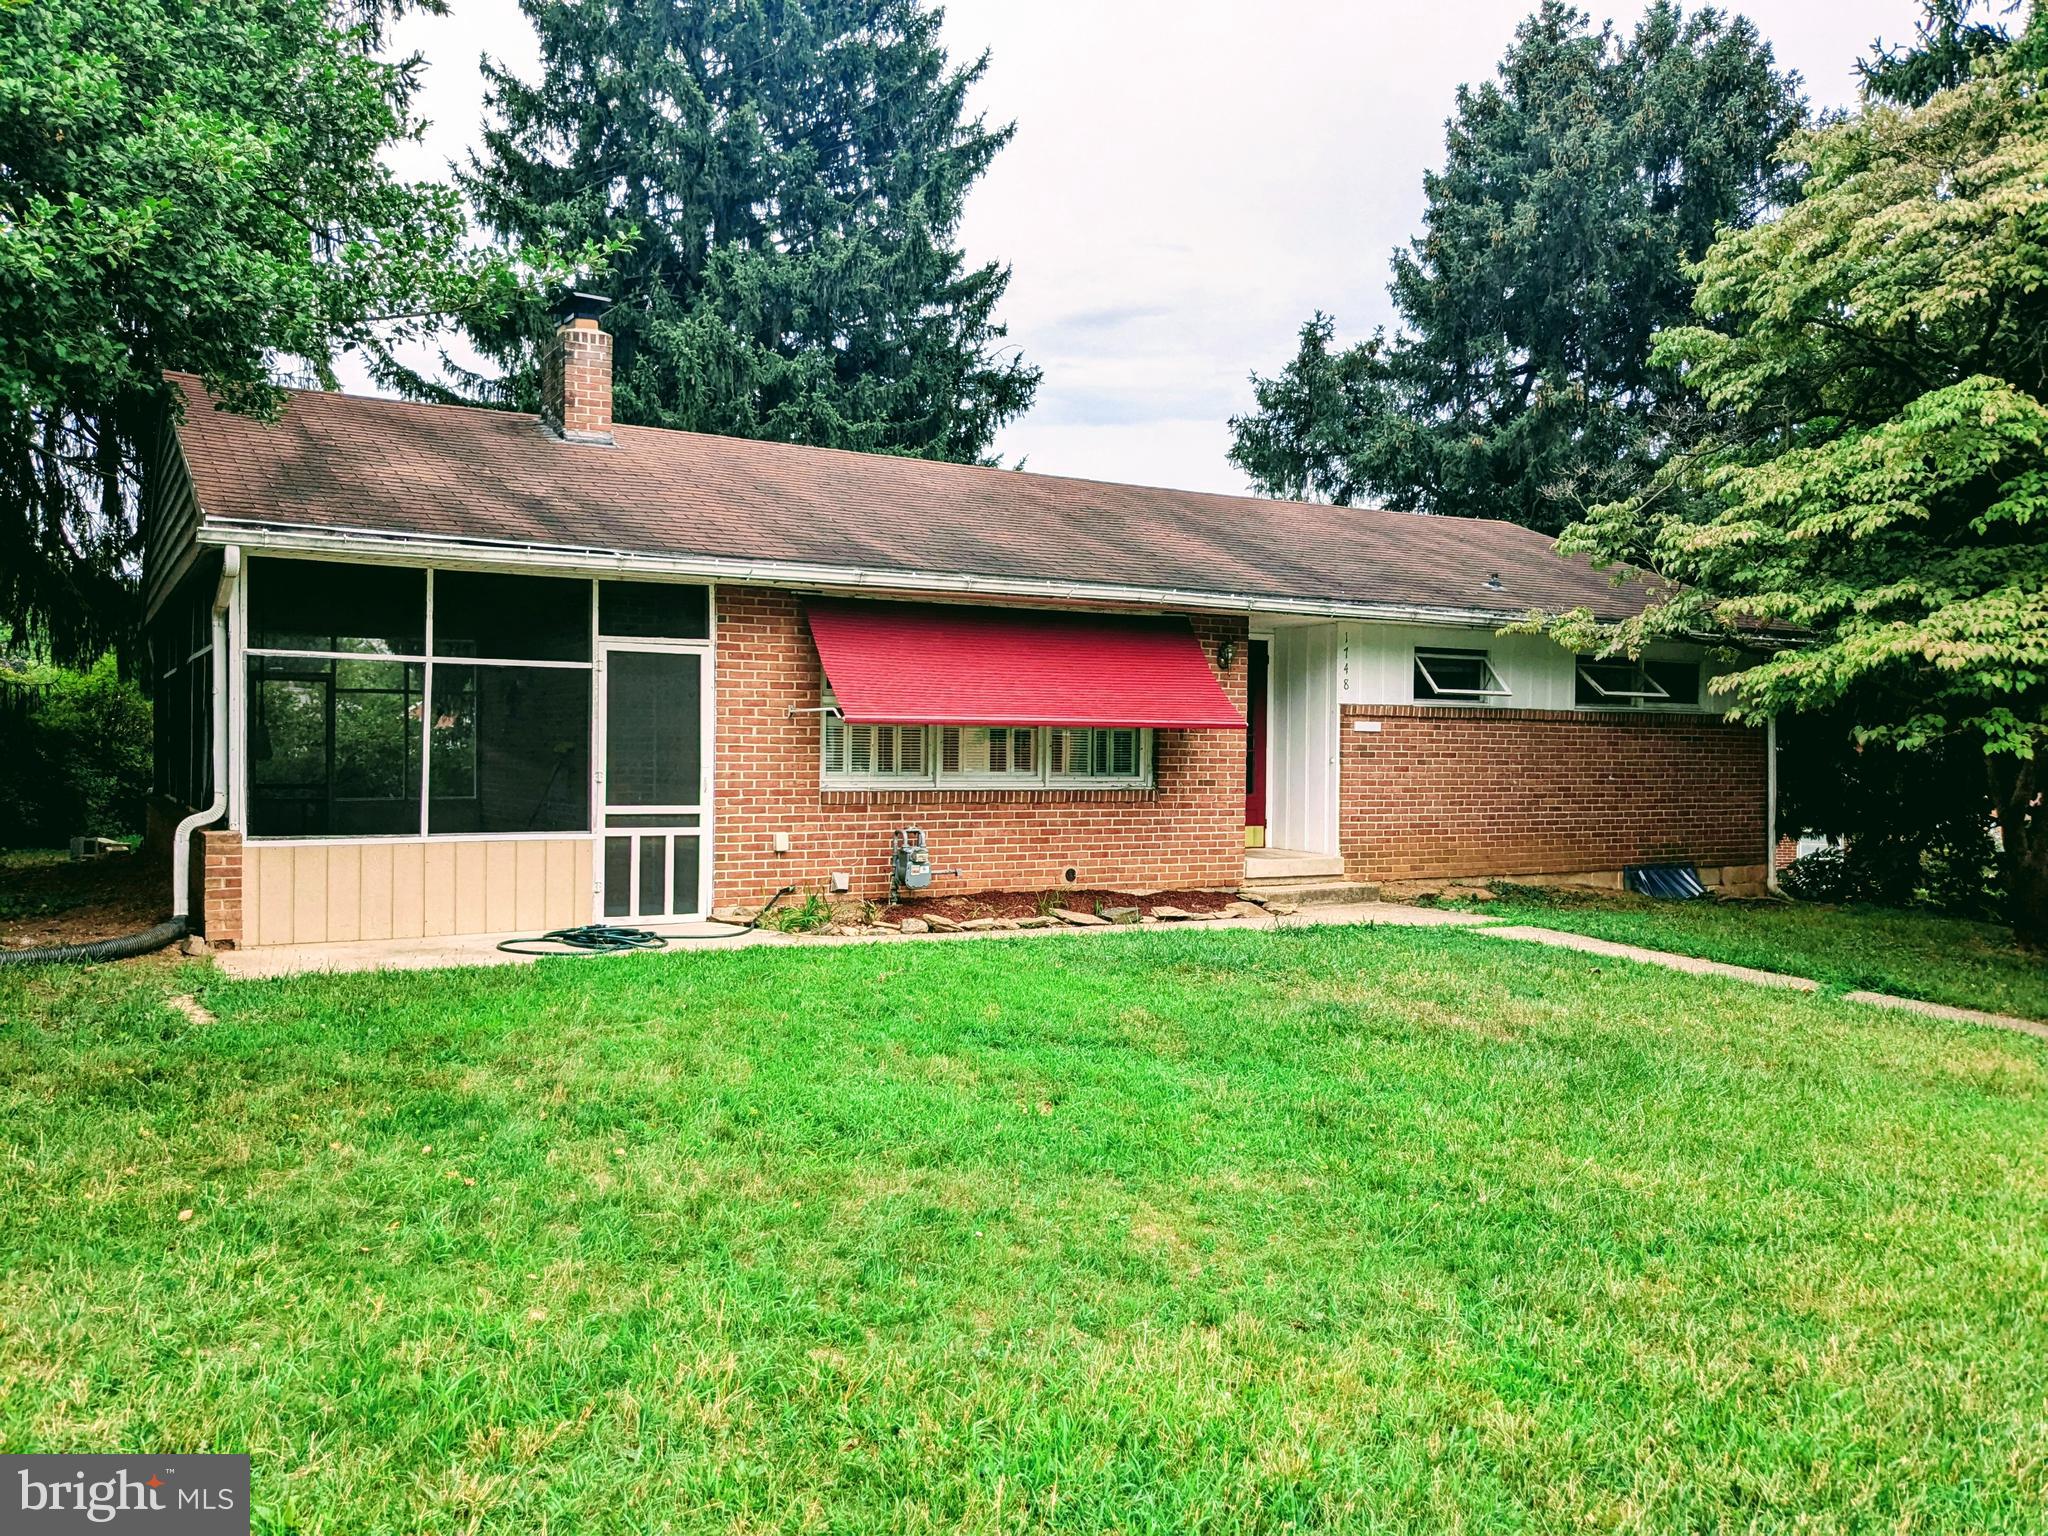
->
1989, 757, 2046, 948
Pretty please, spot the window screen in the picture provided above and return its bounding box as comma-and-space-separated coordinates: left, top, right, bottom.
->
152, 594, 212, 809
246, 656, 424, 836
249, 558, 425, 655
152, 638, 179, 801
818, 717, 1153, 787
243, 561, 612, 840
427, 664, 591, 833
604, 649, 701, 806
188, 660, 212, 808
434, 571, 590, 661
823, 717, 928, 778
1048, 727, 1144, 780
603, 837, 631, 918
940, 726, 1036, 777
599, 581, 710, 639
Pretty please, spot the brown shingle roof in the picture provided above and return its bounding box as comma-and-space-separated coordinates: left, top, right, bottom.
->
166, 374, 1665, 620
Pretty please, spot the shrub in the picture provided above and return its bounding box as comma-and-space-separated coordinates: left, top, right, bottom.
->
1919, 822, 2003, 920
0, 656, 151, 846
1779, 832, 2003, 919
1779, 847, 1853, 904
1775, 719, 2002, 918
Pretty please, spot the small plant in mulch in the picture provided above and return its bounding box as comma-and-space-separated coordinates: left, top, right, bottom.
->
765, 892, 835, 934
892, 888, 1239, 924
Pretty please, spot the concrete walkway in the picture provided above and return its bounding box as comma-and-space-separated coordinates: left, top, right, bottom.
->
1466, 923, 2048, 1041
209, 900, 2048, 1045
1840, 989, 2048, 1044
1472, 924, 1820, 991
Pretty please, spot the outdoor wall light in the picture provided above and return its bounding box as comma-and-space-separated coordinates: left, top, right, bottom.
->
1217, 640, 1238, 670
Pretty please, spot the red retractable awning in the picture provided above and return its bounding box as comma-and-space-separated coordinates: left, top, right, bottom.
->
805, 600, 1245, 729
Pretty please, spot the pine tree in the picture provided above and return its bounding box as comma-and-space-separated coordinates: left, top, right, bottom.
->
1228, 2, 1802, 534
1859, 0, 2036, 106
455, 0, 1038, 462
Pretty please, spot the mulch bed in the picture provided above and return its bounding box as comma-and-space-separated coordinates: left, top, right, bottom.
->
0, 852, 171, 951
890, 887, 1240, 923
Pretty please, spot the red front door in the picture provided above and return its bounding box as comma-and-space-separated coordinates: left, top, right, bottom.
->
1244, 639, 1269, 845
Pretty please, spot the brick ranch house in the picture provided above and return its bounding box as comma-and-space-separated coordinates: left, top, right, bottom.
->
145, 301, 1774, 950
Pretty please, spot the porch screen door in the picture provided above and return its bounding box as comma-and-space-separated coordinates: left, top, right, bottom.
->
598, 645, 708, 921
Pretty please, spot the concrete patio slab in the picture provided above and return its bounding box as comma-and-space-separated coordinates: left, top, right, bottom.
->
215, 921, 770, 978
212, 900, 1492, 978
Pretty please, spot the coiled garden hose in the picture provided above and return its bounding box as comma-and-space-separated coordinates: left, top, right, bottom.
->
493, 887, 797, 957
494, 924, 671, 956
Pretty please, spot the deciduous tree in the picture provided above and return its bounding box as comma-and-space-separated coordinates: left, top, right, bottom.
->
0, 0, 517, 662
1542, 60, 2048, 941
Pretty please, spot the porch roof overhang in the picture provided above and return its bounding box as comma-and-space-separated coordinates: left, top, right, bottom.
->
805, 599, 1246, 730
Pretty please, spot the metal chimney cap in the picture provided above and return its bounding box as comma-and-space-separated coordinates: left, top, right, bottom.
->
556, 290, 613, 324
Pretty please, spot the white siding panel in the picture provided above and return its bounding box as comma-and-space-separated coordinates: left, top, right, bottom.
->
1336, 622, 1730, 713
1269, 625, 1341, 855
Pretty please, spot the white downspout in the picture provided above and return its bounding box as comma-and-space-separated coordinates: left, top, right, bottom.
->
171, 547, 241, 927
1764, 713, 1780, 894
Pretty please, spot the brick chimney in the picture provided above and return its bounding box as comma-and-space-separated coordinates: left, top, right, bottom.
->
540, 290, 614, 444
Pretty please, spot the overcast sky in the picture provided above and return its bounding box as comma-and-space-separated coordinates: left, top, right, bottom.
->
356, 0, 1925, 494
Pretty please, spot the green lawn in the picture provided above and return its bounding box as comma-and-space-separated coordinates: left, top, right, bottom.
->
1442, 887, 2048, 1020
4, 928, 2046, 1532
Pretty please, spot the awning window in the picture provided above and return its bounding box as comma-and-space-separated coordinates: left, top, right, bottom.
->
1575, 656, 1701, 709
804, 600, 1245, 730
1413, 647, 1511, 700
1574, 658, 1672, 702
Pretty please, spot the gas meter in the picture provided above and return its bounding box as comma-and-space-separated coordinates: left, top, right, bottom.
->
889, 827, 959, 904
891, 827, 932, 901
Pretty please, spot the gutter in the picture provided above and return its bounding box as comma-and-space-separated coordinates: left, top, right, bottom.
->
194, 519, 1609, 632
1765, 714, 1780, 894
171, 547, 240, 927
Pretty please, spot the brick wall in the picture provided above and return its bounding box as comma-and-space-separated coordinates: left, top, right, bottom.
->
711, 587, 1247, 904
199, 827, 242, 947
143, 794, 185, 864
1339, 704, 1767, 883
539, 318, 613, 442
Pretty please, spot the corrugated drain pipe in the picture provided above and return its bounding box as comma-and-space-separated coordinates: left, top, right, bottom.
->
0, 549, 240, 969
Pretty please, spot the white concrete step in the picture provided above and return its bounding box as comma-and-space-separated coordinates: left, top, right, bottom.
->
1242, 880, 1384, 907
1244, 847, 1346, 883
